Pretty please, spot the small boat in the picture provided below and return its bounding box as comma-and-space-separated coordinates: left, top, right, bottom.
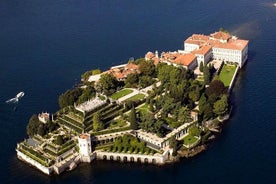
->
16, 92, 24, 98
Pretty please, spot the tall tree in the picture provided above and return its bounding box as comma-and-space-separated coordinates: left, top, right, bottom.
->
93, 112, 104, 131
98, 73, 118, 96
213, 95, 229, 116
206, 80, 226, 97
129, 107, 138, 130
199, 62, 204, 72
26, 114, 40, 137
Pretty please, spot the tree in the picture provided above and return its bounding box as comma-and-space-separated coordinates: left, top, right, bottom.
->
188, 125, 201, 137
58, 88, 82, 108
124, 73, 139, 87
92, 69, 101, 75
93, 112, 104, 131
178, 106, 190, 123
56, 135, 64, 145
206, 80, 226, 97
37, 124, 46, 137
203, 65, 211, 84
129, 107, 138, 130
213, 95, 229, 116
140, 113, 155, 132
198, 94, 207, 112
169, 136, 178, 156
26, 114, 40, 137
138, 59, 156, 77
139, 75, 155, 88
98, 73, 118, 96
199, 62, 204, 72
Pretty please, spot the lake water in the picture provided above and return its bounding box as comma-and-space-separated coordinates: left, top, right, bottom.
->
0, 0, 275, 183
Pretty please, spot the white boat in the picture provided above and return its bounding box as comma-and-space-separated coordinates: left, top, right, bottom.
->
5, 91, 24, 103
16, 92, 24, 98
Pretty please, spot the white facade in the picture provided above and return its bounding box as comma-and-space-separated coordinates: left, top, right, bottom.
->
212, 45, 248, 67
78, 133, 92, 157
184, 43, 200, 52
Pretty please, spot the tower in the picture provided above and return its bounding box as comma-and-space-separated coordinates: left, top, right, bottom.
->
78, 133, 92, 162
155, 50, 159, 58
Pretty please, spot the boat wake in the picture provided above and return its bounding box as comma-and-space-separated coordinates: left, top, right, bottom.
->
5, 92, 24, 104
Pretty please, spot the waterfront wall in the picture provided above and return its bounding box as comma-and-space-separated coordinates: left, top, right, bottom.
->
95, 150, 170, 164
228, 66, 239, 92
17, 150, 53, 175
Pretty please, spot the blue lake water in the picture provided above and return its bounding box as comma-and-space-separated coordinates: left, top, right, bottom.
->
0, 0, 275, 183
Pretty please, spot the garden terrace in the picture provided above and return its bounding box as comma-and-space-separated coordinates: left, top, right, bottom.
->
84, 103, 116, 121
57, 118, 83, 134
101, 134, 156, 155
75, 97, 106, 113
91, 126, 131, 136
110, 89, 134, 100
18, 143, 52, 167
62, 115, 84, 127
218, 64, 237, 87
44, 140, 76, 157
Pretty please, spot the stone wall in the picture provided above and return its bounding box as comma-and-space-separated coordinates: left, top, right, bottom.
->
17, 150, 53, 175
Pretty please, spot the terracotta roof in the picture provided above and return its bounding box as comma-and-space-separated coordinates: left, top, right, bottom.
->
79, 133, 90, 139
174, 53, 196, 66
185, 32, 248, 51
210, 31, 231, 41
192, 45, 212, 55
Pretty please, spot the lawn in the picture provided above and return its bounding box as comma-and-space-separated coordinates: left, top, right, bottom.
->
107, 118, 128, 129
183, 134, 199, 146
218, 64, 237, 87
126, 93, 145, 101
138, 103, 150, 115
110, 89, 133, 100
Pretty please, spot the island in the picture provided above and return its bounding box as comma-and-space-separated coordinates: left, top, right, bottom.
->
16, 30, 249, 175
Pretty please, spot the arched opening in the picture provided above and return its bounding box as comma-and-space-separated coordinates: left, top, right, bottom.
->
110, 155, 114, 161
152, 159, 156, 164
103, 155, 107, 160
144, 158, 148, 163
123, 156, 127, 162
130, 157, 134, 162
137, 157, 141, 163
116, 156, 121, 161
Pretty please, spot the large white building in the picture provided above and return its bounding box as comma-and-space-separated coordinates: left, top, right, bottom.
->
78, 133, 92, 162
184, 31, 249, 68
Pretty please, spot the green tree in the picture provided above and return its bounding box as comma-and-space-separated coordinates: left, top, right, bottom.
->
55, 135, 64, 145
213, 95, 229, 116
178, 106, 190, 123
199, 62, 204, 72
26, 114, 40, 137
129, 107, 138, 130
206, 80, 226, 97
58, 88, 82, 108
37, 124, 46, 137
124, 73, 139, 87
138, 59, 156, 77
203, 65, 211, 84
93, 112, 104, 131
169, 136, 178, 156
139, 75, 155, 88
98, 73, 118, 96
92, 69, 101, 75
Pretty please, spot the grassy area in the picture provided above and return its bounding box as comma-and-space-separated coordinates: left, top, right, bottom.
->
107, 118, 128, 129
111, 89, 133, 100
126, 93, 145, 101
166, 117, 183, 129
183, 134, 199, 146
218, 64, 237, 87
138, 103, 150, 115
